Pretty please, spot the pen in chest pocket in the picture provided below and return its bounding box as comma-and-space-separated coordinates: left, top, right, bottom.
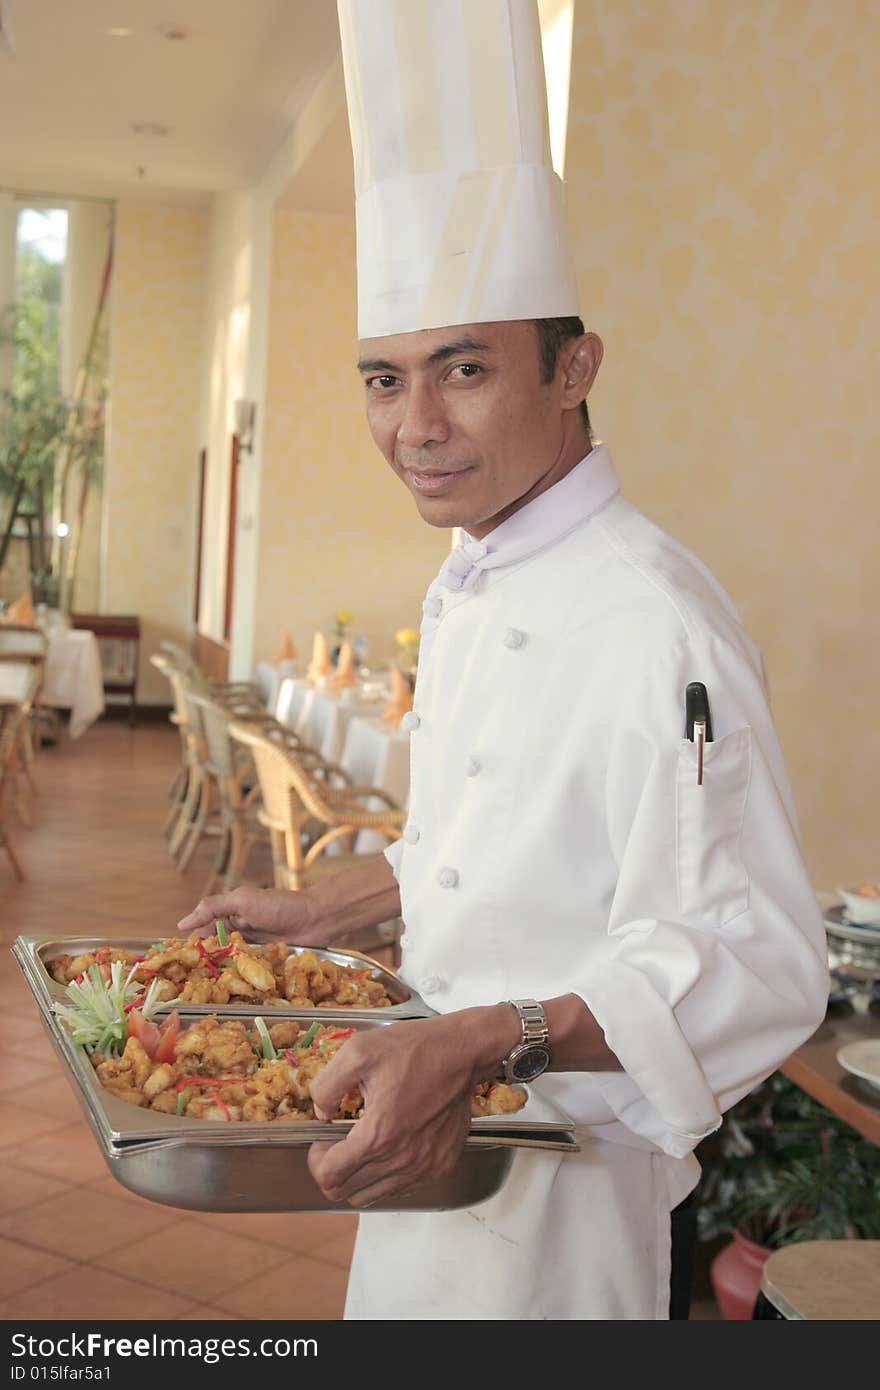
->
685, 682, 714, 786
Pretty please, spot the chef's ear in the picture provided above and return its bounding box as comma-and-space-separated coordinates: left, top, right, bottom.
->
559, 333, 603, 411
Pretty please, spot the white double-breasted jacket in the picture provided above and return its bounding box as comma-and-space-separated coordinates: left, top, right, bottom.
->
345, 446, 828, 1320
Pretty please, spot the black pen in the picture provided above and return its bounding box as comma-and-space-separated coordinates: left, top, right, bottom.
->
685, 682, 713, 786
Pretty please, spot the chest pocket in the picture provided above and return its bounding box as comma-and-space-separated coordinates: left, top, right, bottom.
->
676, 726, 751, 925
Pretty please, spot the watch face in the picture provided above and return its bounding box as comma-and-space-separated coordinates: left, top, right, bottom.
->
511, 1046, 552, 1082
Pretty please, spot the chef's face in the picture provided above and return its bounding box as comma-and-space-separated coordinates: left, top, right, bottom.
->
358, 320, 602, 538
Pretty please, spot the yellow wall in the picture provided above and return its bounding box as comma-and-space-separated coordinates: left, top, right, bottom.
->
254, 209, 449, 668
565, 0, 879, 889
105, 202, 208, 702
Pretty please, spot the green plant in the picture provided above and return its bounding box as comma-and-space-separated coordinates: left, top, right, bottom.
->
697, 1073, 880, 1249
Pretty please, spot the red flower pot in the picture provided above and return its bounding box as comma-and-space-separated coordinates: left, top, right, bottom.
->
710, 1229, 773, 1319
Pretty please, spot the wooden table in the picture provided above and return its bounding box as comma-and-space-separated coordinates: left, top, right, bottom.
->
781, 997, 880, 1145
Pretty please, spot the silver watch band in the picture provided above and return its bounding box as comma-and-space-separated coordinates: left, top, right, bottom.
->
508, 998, 549, 1046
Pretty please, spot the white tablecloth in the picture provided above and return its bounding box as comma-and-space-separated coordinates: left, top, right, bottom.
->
42, 629, 105, 739
254, 659, 302, 712
277, 679, 389, 765
276, 679, 411, 850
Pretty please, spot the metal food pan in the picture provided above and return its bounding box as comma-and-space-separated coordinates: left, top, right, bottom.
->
25, 986, 577, 1214
12, 933, 433, 1019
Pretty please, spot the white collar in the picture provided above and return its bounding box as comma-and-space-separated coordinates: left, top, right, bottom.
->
435, 444, 620, 591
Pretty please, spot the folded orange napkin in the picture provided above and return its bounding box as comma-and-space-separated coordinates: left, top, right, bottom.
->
382, 666, 414, 725
330, 640, 357, 694
1, 593, 36, 626
306, 631, 332, 683
274, 629, 298, 664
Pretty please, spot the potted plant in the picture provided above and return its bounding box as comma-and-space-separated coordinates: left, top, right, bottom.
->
696, 1073, 880, 1318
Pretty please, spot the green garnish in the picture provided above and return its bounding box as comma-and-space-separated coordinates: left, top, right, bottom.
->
296, 1022, 320, 1050
52, 962, 163, 1058
148, 940, 168, 951
215, 920, 228, 947
176, 1092, 186, 1116
253, 1016, 277, 1060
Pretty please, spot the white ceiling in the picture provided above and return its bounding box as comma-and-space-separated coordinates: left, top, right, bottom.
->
0, 0, 343, 204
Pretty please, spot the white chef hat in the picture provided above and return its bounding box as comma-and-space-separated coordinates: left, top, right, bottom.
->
337, 0, 580, 339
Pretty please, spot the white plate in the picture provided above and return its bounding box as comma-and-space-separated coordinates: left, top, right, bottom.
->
823, 904, 880, 946
836, 1040, 880, 1095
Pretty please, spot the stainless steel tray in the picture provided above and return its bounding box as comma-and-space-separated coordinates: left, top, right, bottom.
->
12, 933, 434, 1020
19, 970, 578, 1214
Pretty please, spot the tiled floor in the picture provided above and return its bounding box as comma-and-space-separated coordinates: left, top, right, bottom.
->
0, 719, 356, 1321
0, 716, 722, 1321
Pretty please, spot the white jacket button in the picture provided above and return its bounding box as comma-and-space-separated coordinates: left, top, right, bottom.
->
503, 627, 526, 649
420, 975, 444, 994
423, 596, 442, 619
465, 755, 481, 777
437, 866, 459, 889
401, 711, 420, 732
399, 933, 409, 947
403, 823, 420, 844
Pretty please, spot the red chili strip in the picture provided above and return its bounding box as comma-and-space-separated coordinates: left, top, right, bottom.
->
284, 1049, 296, 1064
208, 1090, 231, 1121
211, 944, 236, 959
123, 997, 145, 1013
94, 948, 111, 963
326, 1028, 355, 1040
351, 968, 372, 979
195, 939, 221, 978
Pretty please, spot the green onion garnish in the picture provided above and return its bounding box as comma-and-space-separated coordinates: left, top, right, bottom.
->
215, 920, 228, 947
253, 1016, 277, 1060
52, 961, 163, 1058
296, 1021, 320, 1050
176, 1092, 186, 1116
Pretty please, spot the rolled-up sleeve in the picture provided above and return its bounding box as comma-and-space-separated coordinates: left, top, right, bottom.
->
574, 634, 829, 1158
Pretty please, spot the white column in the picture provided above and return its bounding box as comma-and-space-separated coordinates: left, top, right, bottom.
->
59, 200, 113, 610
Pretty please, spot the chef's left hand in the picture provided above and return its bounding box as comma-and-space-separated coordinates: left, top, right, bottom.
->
307, 1014, 479, 1208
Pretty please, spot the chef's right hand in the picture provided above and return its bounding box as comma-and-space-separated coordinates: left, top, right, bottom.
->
176, 886, 319, 944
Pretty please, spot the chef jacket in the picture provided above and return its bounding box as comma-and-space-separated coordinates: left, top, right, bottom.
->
345, 444, 828, 1319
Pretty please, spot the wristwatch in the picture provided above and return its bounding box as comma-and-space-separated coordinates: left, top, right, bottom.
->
497, 999, 552, 1083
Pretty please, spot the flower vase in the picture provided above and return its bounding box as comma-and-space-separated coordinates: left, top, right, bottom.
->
710, 1229, 772, 1320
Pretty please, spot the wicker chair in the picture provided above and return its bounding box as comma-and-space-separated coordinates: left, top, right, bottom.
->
228, 718, 405, 892
0, 625, 49, 782
185, 688, 276, 894
0, 659, 42, 828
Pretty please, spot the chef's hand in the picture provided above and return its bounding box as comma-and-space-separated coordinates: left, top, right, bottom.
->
307, 1013, 498, 1208
176, 886, 320, 944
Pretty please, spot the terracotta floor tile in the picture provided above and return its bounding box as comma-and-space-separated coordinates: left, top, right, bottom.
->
0, 1051, 56, 1092
0, 1235, 73, 1297
0, 1163, 74, 1218
176, 1305, 241, 1320
2, 1267, 190, 1321
0, 1015, 46, 1052
213, 1253, 348, 1320
189, 1209, 359, 1255
313, 1226, 357, 1269
0, 1183, 177, 1261
8, 1072, 87, 1123
97, 1217, 290, 1301
0, 1099, 70, 1149
2, 1120, 110, 1183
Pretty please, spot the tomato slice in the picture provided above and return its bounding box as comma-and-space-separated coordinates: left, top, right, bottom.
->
127, 1007, 161, 1059
153, 1009, 181, 1064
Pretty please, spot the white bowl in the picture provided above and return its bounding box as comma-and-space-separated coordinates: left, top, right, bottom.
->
837, 885, 880, 926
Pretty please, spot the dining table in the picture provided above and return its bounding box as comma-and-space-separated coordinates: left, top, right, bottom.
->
41, 625, 105, 740
275, 676, 411, 850
781, 895, 880, 1146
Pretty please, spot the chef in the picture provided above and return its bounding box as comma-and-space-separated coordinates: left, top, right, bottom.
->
180, 0, 828, 1318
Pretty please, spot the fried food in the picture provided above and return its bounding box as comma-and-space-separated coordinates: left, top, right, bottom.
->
91, 1014, 528, 1124
49, 932, 394, 1009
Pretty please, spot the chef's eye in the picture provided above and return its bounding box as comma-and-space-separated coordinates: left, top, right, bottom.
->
365, 374, 400, 391
448, 362, 482, 379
